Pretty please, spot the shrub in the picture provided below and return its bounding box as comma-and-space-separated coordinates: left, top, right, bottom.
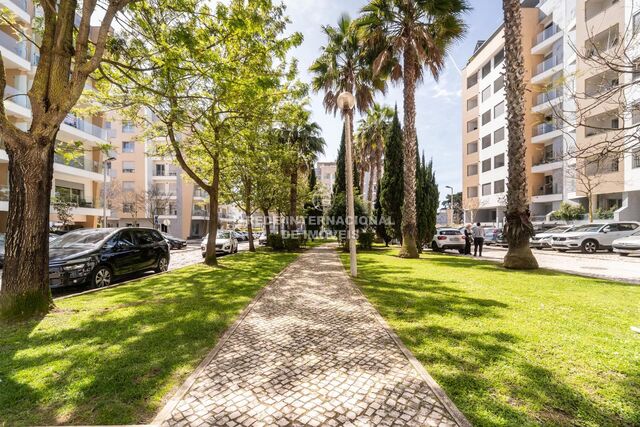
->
283, 237, 300, 251
266, 234, 284, 250
358, 231, 375, 250
551, 202, 586, 221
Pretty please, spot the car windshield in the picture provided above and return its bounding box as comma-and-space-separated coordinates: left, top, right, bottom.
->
439, 230, 461, 235
50, 229, 113, 249
546, 226, 571, 233
633, 229, 640, 236
571, 224, 604, 232
217, 231, 232, 239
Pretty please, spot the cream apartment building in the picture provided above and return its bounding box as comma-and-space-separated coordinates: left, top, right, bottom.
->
1, 0, 111, 230
462, 0, 640, 224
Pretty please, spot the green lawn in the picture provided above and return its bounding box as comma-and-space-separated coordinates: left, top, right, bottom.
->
342, 248, 640, 427
0, 250, 297, 426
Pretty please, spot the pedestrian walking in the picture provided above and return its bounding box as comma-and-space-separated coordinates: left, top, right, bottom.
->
464, 224, 473, 255
472, 222, 485, 257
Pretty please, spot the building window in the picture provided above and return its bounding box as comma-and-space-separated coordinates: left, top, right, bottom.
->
494, 101, 505, 117
493, 49, 504, 67
482, 159, 492, 172
632, 104, 640, 125
122, 121, 135, 133
123, 203, 135, 213
482, 134, 492, 149
481, 86, 492, 102
122, 141, 135, 153
122, 181, 135, 192
155, 164, 166, 176
482, 62, 492, 78
467, 119, 478, 132
494, 179, 505, 194
467, 164, 478, 176
634, 11, 640, 35
632, 146, 640, 169
493, 75, 504, 92
494, 153, 505, 168
482, 110, 491, 125
467, 96, 478, 111
467, 72, 478, 88
467, 142, 478, 154
494, 127, 505, 143
122, 161, 135, 173
467, 186, 478, 198
482, 183, 492, 196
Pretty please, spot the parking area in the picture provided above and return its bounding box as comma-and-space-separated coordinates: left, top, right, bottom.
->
478, 246, 640, 284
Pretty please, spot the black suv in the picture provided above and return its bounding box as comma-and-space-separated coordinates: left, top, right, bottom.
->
49, 228, 170, 289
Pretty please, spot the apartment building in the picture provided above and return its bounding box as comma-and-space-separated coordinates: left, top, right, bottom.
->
1, 0, 111, 230
462, 0, 640, 224
315, 161, 337, 207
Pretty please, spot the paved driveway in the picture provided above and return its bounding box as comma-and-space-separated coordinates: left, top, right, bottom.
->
478, 246, 640, 284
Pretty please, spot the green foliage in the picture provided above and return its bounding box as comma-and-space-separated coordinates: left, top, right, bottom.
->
373, 179, 391, 245
442, 192, 464, 224
596, 205, 617, 220
283, 237, 302, 251
326, 192, 369, 238
551, 202, 586, 221
379, 108, 403, 241
357, 231, 375, 250
332, 127, 359, 196
51, 197, 74, 229
266, 234, 285, 250
416, 154, 439, 250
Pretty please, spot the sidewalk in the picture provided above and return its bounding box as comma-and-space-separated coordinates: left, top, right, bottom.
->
154, 246, 469, 427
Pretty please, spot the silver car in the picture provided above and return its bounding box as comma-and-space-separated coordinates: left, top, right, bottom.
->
201, 230, 238, 257
530, 225, 574, 249
612, 229, 640, 256
551, 222, 640, 253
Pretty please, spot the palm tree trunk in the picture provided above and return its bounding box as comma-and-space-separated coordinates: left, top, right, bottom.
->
399, 48, 419, 258
367, 158, 374, 206
204, 154, 220, 266
502, 0, 538, 269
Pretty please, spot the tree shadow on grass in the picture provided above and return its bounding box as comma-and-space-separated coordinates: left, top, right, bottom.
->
0, 251, 295, 426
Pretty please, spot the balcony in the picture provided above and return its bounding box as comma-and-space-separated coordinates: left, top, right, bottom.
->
53, 154, 108, 181
192, 209, 209, 218
62, 115, 108, 141
585, 0, 620, 22
532, 25, 563, 55
531, 56, 563, 84
532, 87, 563, 113
194, 189, 208, 198
0, 0, 30, 22
0, 29, 30, 69
532, 154, 563, 173
532, 122, 562, 143
532, 183, 563, 203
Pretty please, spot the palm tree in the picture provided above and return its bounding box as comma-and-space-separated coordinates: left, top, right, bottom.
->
280, 121, 326, 232
358, 0, 469, 258
310, 13, 386, 146
356, 104, 393, 205
502, 0, 538, 269
355, 122, 374, 197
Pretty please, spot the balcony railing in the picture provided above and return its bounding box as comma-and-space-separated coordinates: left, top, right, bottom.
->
193, 209, 209, 217
535, 87, 563, 106
533, 153, 563, 166
3, 84, 29, 108
7, 0, 28, 11
534, 25, 560, 46
532, 122, 560, 137
54, 153, 104, 174
64, 114, 108, 140
53, 195, 95, 208
534, 56, 562, 76
534, 183, 561, 196
0, 30, 27, 59
194, 190, 208, 198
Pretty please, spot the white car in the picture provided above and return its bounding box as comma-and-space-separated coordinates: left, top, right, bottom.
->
431, 228, 466, 253
612, 229, 640, 256
551, 222, 640, 253
258, 233, 268, 246
530, 225, 574, 249
201, 230, 238, 257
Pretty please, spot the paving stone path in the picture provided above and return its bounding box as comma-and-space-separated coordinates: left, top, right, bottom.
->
155, 246, 468, 427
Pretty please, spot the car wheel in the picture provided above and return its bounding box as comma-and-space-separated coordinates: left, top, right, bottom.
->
155, 255, 169, 273
607, 248, 613, 253
620, 253, 629, 257
581, 240, 598, 254
90, 265, 113, 289
556, 249, 567, 252
431, 242, 439, 252
458, 249, 464, 254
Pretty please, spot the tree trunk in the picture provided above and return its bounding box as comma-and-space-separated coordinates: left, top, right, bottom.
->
245, 178, 255, 252
276, 209, 282, 235
247, 211, 255, 252
288, 170, 298, 232
588, 193, 593, 222
0, 139, 55, 319
375, 145, 383, 200
367, 159, 375, 206
204, 155, 220, 266
502, 0, 538, 270
263, 208, 271, 235
359, 164, 366, 195
399, 48, 419, 258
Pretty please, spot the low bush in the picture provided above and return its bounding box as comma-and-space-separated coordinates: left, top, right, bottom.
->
358, 231, 375, 250
266, 234, 284, 250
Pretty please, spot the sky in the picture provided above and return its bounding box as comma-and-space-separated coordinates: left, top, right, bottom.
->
280, 0, 505, 203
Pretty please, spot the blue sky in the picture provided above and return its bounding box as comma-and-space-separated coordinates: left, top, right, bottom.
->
282, 0, 504, 202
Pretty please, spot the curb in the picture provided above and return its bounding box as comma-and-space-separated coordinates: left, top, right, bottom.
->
338, 248, 472, 427
151, 256, 301, 425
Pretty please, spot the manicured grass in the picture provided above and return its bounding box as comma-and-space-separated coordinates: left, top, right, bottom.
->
0, 250, 298, 426
341, 247, 640, 427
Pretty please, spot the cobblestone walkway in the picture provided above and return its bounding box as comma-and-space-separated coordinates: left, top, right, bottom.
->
155, 246, 468, 427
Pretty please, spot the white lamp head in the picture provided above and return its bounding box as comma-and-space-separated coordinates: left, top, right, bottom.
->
337, 91, 356, 111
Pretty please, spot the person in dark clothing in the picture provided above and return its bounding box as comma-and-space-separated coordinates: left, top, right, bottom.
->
463, 224, 473, 255
472, 222, 485, 257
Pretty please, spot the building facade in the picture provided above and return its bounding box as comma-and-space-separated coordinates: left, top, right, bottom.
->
462, 0, 640, 225
315, 161, 337, 207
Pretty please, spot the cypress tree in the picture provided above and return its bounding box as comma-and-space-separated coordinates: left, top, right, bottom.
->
308, 166, 317, 191
380, 107, 404, 241
416, 152, 439, 249
374, 179, 391, 246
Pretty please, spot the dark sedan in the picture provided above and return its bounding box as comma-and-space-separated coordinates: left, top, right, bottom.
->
161, 232, 187, 250
49, 228, 170, 289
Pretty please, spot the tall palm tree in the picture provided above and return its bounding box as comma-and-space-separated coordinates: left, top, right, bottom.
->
358, 0, 469, 258
310, 13, 387, 150
502, 0, 538, 269
355, 121, 374, 196
280, 121, 326, 231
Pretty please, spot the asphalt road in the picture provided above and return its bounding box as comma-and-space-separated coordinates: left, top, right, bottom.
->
464, 245, 640, 284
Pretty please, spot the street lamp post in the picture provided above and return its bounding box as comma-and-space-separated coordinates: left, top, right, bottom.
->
446, 185, 454, 225
102, 156, 116, 228
337, 91, 357, 277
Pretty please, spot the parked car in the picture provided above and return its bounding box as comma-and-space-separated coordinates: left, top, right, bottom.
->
161, 232, 187, 250
530, 225, 574, 249
612, 229, 640, 256
0, 233, 4, 267
201, 230, 238, 257
551, 222, 640, 253
495, 230, 508, 247
48, 228, 170, 289
258, 232, 268, 246
431, 228, 466, 253
484, 228, 500, 245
